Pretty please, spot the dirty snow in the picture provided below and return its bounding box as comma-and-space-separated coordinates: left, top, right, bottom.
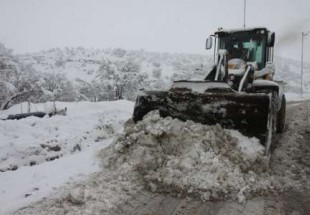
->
228, 129, 265, 158
100, 111, 270, 203
15, 165, 145, 215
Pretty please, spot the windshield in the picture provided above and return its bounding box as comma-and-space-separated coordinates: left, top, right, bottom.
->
218, 31, 266, 70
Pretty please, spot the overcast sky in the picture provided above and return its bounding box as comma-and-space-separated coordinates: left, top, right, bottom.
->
0, 0, 309, 62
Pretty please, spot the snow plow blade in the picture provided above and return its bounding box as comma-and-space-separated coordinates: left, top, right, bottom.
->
133, 91, 271, 140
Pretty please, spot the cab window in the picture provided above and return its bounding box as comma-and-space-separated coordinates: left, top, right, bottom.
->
218, 32, 266, 70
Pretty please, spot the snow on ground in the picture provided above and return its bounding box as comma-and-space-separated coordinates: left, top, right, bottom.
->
0, 144, 104, 214
0, 101, 133, 172
12, 111, 270, 215
0, 100, 134, 214
2, 93, 310, 214
285, 92, 310, 102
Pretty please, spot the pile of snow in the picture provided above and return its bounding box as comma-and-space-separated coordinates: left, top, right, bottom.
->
100, 111, 270, 202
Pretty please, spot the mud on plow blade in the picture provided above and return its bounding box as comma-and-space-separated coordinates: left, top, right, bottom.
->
133, 90, 272, 153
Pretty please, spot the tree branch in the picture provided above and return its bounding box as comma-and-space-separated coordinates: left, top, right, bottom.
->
0, 90, 33, 110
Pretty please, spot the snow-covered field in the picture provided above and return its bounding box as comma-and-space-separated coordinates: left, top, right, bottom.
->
0, 100, 134, 214
0, 94, 308, 214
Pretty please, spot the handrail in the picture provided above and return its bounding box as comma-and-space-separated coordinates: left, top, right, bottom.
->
238, 65, 252, 92
214, 49, 228, 81
214, 55, 223, 81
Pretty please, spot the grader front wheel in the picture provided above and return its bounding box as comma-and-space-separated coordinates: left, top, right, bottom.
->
265, 92, 278, 156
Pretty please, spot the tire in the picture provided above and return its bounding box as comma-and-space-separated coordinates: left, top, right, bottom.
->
276, 94, 286, 133
265, 92, 278, 156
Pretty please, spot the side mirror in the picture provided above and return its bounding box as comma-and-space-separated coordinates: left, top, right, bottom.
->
206, 36, 213, 50
268, 32, 275, 47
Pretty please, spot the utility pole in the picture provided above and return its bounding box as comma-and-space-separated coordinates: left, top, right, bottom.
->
301, 31, 309, 95
243, 0, 246, 28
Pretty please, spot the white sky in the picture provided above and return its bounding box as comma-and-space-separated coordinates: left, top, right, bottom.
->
0, 0, 309, 62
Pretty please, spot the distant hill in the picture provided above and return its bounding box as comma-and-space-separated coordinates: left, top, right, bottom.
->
18, 47, 310, 94
274, 56, 310, 93
18, 47, 213, 86
14, 48, 214, 102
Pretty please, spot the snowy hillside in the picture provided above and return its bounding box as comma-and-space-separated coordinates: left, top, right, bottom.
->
17, 48, 212, 101
19, 48, 211, 82
19, 48, 310, 95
